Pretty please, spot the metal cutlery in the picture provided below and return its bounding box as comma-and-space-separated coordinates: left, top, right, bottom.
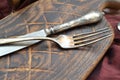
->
0, 27, 111, 49
0, 11, 104, 56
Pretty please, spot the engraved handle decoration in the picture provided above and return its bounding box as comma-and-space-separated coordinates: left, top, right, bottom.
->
45, 11, 104, 35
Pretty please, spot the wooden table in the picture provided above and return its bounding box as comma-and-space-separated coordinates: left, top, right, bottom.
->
0, 0, 114, 80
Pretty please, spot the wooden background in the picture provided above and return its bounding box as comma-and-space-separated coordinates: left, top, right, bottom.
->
0, 0, 114, 80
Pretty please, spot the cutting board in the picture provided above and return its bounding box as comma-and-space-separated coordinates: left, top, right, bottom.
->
0, 0, 114, 80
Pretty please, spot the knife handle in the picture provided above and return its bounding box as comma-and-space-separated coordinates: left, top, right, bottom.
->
45, 11, 104, 35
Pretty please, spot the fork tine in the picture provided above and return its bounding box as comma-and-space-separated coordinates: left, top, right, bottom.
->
73, 27, 110, 41
74, 33, 112, 47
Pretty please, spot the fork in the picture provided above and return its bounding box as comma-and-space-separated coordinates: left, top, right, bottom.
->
0, 27, 112, 48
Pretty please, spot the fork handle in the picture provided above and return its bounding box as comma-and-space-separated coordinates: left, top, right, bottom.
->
45, 11, 104, 35
0, 37, 54, 45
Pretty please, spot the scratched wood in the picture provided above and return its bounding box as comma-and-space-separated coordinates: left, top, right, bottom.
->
0, 0, 114, 80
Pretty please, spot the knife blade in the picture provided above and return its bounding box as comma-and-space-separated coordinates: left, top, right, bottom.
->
0, 11, 103, 57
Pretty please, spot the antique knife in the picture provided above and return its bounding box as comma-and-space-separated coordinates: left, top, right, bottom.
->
0, 11, 103, 57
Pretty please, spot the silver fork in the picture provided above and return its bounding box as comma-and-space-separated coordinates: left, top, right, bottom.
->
0, 27, 112, 48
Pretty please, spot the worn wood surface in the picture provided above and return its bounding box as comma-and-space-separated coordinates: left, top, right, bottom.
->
0, 0, 114, 80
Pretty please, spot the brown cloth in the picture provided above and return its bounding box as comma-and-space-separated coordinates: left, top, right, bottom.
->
0, 0, 120, 80
0, 0, 36, 19
0, 0, 11, 19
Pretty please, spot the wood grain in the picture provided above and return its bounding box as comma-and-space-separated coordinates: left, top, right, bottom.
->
0, 0, 114, 80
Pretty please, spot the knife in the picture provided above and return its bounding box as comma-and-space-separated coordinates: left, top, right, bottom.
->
0, 11, 103, 57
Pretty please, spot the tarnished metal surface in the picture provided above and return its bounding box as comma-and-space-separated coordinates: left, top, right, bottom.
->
0, 30, 47, 56
0, 11, 103, 56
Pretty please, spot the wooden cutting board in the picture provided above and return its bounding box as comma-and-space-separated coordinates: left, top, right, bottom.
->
0, 0, 114, 80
